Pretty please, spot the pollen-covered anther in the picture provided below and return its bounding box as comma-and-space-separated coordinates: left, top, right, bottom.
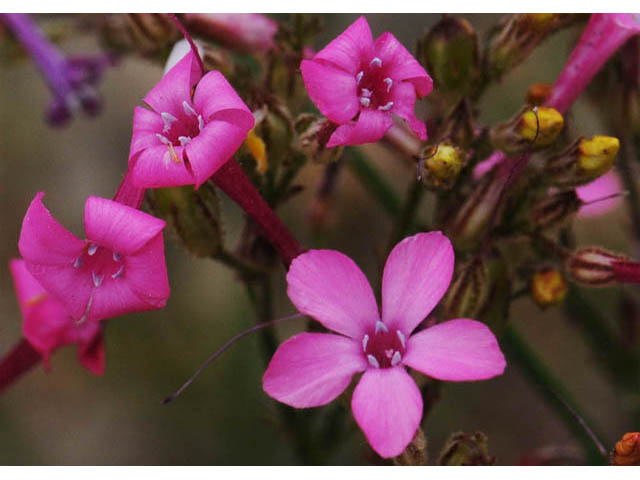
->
361, 88, 373, 98
367, 354, 380, 368
87, 243, 98, 256
111, 265, 125, 279
360, 97, 371, 107
92, 272, 104, 287
383, 77, 393, 92
397, 330, 406, 348
73, 257, 83, 268
178, 136, 192, 147
370, 57, 382, 67
375, 321, 389, 333
356, 71, 364, 84
362, 333, 370, 351
113, 252, 121, 262
198, 115, 205, 131
161, 111, 178, 133
391, 351, 402, 366
378, 102, 394, 111
183, 100, 198, 117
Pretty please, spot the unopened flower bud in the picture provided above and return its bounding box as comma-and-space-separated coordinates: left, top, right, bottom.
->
567, 247, 640, 286
530, 268, 568, 307
147, 181, 223, 258
417, 15, 479, 99
490, 106, 564, 154
439, 431, 495, 466
545, 136, 620, 188
529, 190, 581, 230
295, 114, 342, 163
393, 428, 427, 466
101, 13, 180, 57
612, 432, 640, 466
249, 101, 294, 172
442, 258, 489, 319
420, 141, 467, 189
184, 13, 277, 53
487, 14, 584, 79
526, 82, 553, 106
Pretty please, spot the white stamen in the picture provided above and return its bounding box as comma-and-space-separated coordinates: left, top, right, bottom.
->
161, 112, 178, 133
73, 257, 83, 268
367, 354, 380, 368
391, 351, 402, 366
183, 100, 198, 117
356, 71, 364, 84
76, 292, 94, 326
113, 252, 121, 262
370, 57, 382, 67
397, 330, 406, 349
375, 321, 389, 334
111, 265, 125, 279
360, 97, 371, 108
156, 133, 171, 145
362, 334, 370, 352
198, 115, 205, 131
384, 77, 393, 92
361, 88, 373, 98
87, 243, 98, 256
178, 136, 192, 147
92, 272, 104, 287
378, 101, 394, 112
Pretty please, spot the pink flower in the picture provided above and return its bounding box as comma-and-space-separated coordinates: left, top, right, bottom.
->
576, 170, 623, 218
18, 192, 170, 324
129, 51, 254, 188
184, 13, 278, 53
301, 16, 433, 148
263, 232, 506, 458
9, 259, 105, 374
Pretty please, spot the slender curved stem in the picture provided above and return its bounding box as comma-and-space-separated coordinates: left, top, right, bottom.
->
0, 339, 41, 395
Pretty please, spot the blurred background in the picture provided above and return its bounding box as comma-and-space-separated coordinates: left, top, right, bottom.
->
0, 13, 636, 465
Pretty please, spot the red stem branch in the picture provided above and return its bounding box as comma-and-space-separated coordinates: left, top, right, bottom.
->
0, 339, 41, 395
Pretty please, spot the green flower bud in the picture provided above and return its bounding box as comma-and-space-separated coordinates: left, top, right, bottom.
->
442, 257, 489, 319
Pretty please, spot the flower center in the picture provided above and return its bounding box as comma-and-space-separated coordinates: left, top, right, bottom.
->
362, 321, 406, 369
73, 243, 125, 287
156, 100, 205, 150
355, 57, 395, 112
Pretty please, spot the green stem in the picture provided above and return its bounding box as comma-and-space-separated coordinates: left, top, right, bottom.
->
213, 250, 268, 279
501, 326, 608, 464
346, 148, 402, 217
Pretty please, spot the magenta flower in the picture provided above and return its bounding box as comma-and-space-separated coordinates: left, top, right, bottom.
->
129, 51, 254, 188
263, 232, 506, 458
301, 16, 433, 148
184, 13, 278, 53
576, 170, 623, 218
18, 192, 170, 324
9, 259, 104, 374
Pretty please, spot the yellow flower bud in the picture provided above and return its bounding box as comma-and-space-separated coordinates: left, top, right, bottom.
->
530, 268, 568, 307
577, 135, 620, 178
612, 432, 640, 466
518, 107, 564, 146
245, 129, 268, 174
421, 141, 466, 189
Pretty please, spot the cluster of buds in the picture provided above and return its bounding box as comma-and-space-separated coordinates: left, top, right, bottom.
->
101, 13, 180, 57
544, 135, 620, 188
442, 257, 489, 319
490, 106, 565, 154
566, 247, 640, 286
438, 431, 495, 466
530, 268, 568, 308
419, 141, 467, 189
611, 432, 640, 466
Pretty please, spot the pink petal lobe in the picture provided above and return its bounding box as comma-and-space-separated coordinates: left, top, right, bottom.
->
286, 249, 379, 339
129, 107, 163, 159
351, 367, 423, 458
403, 319, 506, 381
576, 170, 623, 218
184, 119, 248, 188
9, 258, 49, 318
18, 192, 84, 265
263, 332, 367, 408
300, 60, 359, 124
391, 82, 427, 140
314, 16, 374, 74
327, 109, 394, 147
84, 197, 165, 255
381, 232, 454, 334
193, 71, 254, 131
374, 32, 433, 97
143, 51, 201, 117
130, 144, 195, 188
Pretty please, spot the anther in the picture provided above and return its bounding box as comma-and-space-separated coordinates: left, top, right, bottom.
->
356, 71, 364, 84
92, 272, 104, 287
367, 354, 380, 368
397, 330, 406, 349
73, 257, 83, 268
178, 136, 192, 147
111, 265, 125, 279
113, 252, 121, 262
362, 334, 370, 352
198, 115, 205, 132
378, 102, 394, 112
361, 88, 373, 98
156, 133, 171, 145
360, 97, 371, 107
183, 101, 198, 117
370, 57, 382, 67
87, 243, 98, 256
391, 351, 402, 366
375, 321, 389, 334
383, 77, 393, 92
161, 112, 178, 133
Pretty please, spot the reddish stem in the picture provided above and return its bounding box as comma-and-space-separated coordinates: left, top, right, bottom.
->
168, 13, 205, 76
112, 166, 146, 209
212, 159, 304, 266
613, 261, 640, 283
0, 339, 41, 395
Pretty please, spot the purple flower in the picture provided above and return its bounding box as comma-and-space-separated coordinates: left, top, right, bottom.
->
18, 193, 170, 324
301, 16, 433, 148
263, 232, 506, 458
129, 51, 254, 188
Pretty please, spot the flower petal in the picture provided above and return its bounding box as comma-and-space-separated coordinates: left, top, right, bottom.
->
351, 367, 422, 458
314, 16, 374, 74
84, 197, 165, 255
327, 109, 394, 147
129, 107, 163, 159
263, 332, 367, 408
381, 232, 454, 334
9, 258, 49, 318
577, 170, 623, 218
374, 32, 433, 97
403, 319, 507, 381
300, 60, 359, 124
391, 82, 427, 140
193, 71, 254, 131
119, 234, 170, 308
286, 249, 379, 339
130, 144, 195, 188
143, 51, 201, 117
184, 119, 248, 188
18, 192, 85, 266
